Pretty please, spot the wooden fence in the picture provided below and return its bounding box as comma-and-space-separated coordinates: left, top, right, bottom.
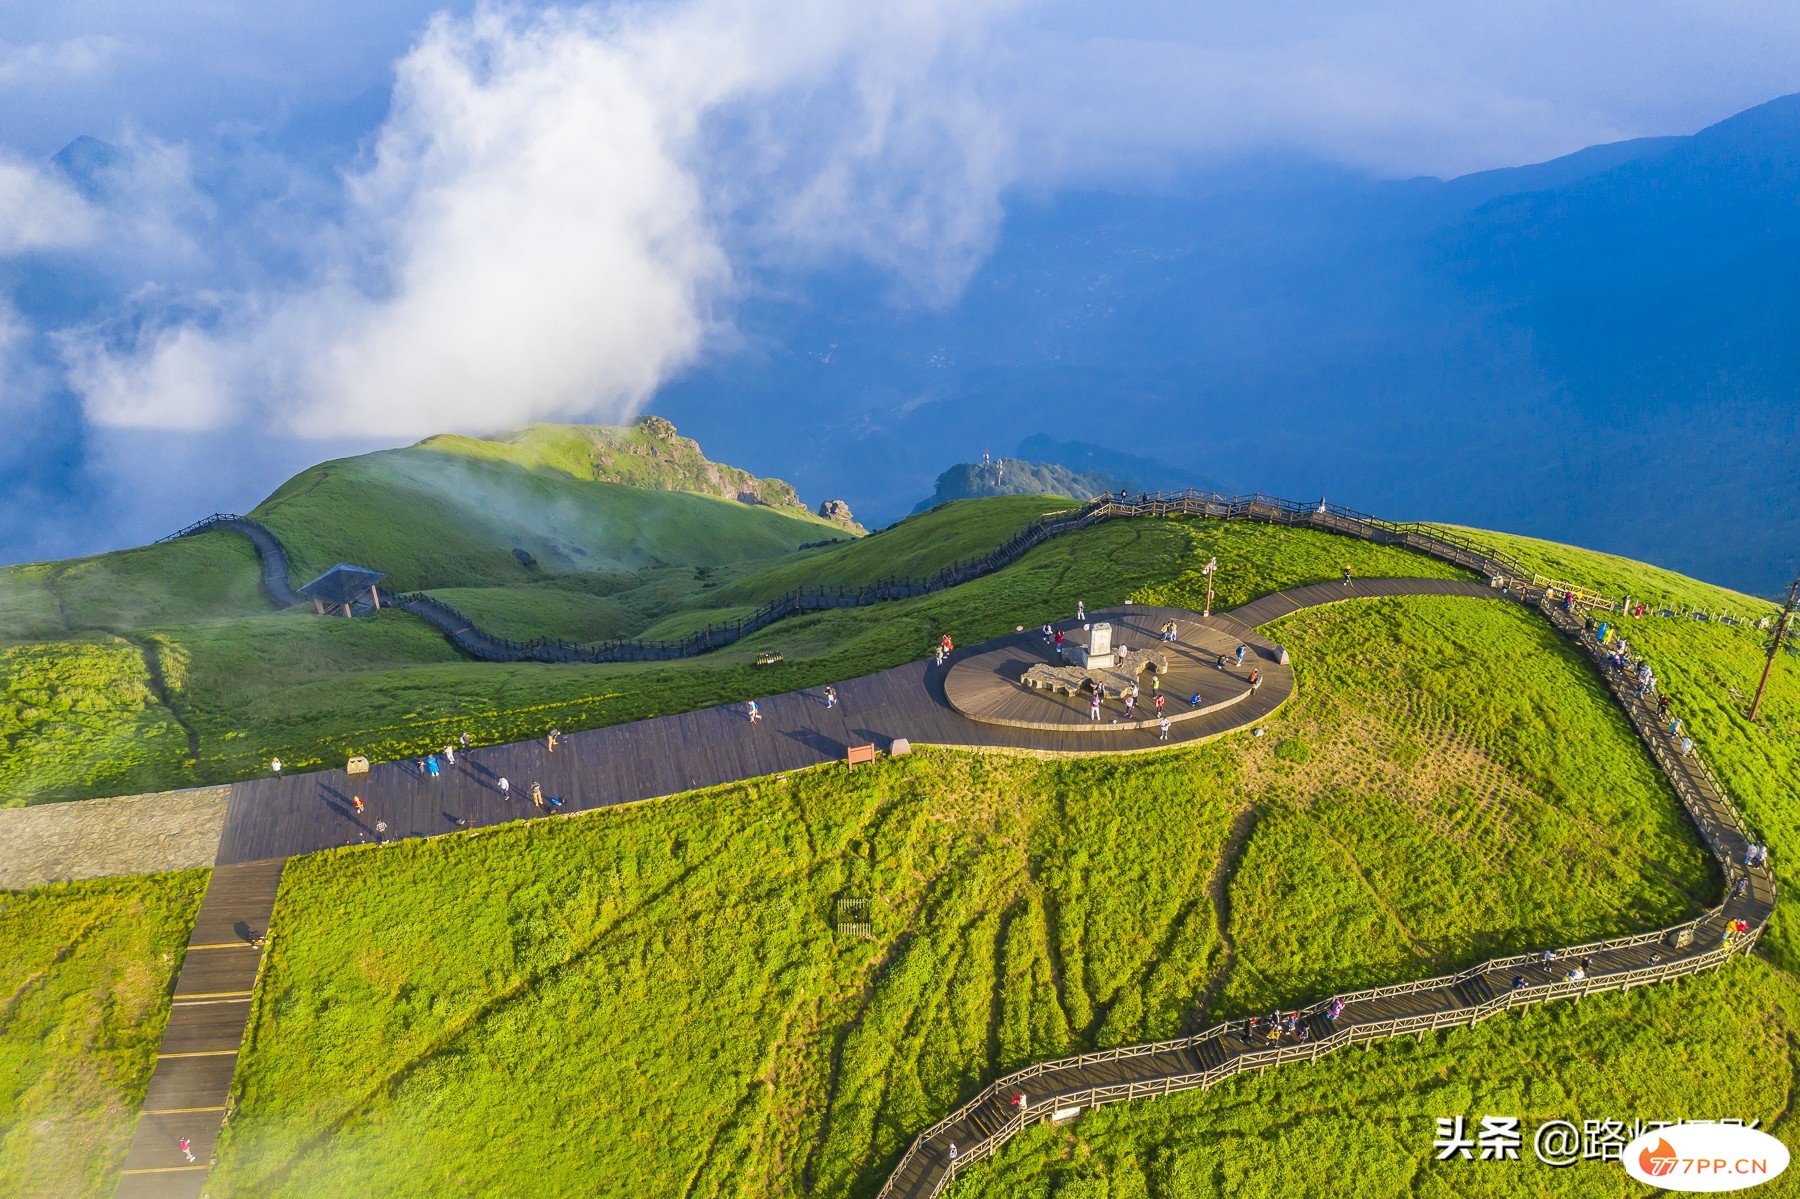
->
873, 546, 1774, 1198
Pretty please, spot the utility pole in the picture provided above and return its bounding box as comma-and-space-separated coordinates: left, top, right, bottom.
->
1202, 557, 1219, 619
1750, 576, 1799, 721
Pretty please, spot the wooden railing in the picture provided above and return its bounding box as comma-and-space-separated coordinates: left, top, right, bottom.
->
162, 491, 1548, 665
874, 573, 1772, 1199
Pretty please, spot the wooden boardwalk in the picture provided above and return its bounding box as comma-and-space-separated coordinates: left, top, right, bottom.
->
942, 606, 1283, 732
214, 579, 1493, 865
875, 591, 1778, 1198
105, 498, 1772, 1198
106, 575, 1486, 1195
114, 858, 285, 1199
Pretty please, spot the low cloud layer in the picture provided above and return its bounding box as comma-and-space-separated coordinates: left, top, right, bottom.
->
59, 0, 1018, 439
0, 153, 94, 253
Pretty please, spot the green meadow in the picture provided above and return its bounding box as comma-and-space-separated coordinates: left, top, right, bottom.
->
0, 871, 208, 1199
206, 593, 1732, 1198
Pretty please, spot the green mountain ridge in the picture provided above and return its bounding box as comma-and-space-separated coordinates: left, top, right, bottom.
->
913, 458, 1127, 513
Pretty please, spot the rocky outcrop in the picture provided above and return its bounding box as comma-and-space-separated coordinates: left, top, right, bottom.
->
585, 416, 809, 510
817, 498, 861, 529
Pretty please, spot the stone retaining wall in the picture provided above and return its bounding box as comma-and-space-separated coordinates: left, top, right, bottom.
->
0, 787, 229, 889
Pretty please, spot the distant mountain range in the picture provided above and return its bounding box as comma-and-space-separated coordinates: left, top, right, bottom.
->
914, 438, 1227, 513
658, 94, 1800, 595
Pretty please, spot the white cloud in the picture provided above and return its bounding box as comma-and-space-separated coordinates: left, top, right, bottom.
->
0, 35, 121, 86
0, 154, 95, 253
67, 0, 1024, 438
65, 321, 237, 429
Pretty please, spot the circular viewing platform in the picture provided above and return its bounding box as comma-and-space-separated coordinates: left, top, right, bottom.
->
942, 605, 1294, 734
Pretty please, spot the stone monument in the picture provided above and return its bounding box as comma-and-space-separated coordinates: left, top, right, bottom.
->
1076, 621, 1115, 669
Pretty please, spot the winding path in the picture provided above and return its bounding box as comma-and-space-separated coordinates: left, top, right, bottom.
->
875, 589, 1775, 1198
162, 491, 1528, 664
118, 499, 1773, 1199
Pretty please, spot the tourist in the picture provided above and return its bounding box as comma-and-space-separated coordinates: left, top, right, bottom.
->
1678, 735, 1694, 756
547, 795, 564, 811
1235, 643, 1246, 667
1248, 669, 1261, 693
935, 644, 947, 667
1154, 693, 1166, 714
1326, 997, 1345, 1021
1565, 964, 1585, 982
1077, 600, 1086, 621
444, 743, 456, 765
531, 783, 544, 809
1042, 623, 1053, 642
1159, 715, 1171, 741
460, 730, 472, 750
1124, 692, 1136, 717
941, 633, 954, 654
1243, 1016, 1259, 1043
179, 1136, 195, 1163
1188, 693, 1202, 706
426, 754, 441, 780
497, 776, 510, 801
547, 728, 561, 753
375, 819, 389, 844
1647, 952, 1663, 967
747, 700, 763, 724
1342, 566, 1352, 586
1669, 717, 1683, 739
1215, 653, 1227, 670
352, 795, 366, 816
1054, 629, 1065, 657
416, 757, 427, 777
271, 756, 281, 776
824, 685, 838, 709
1011, 1091, 1028, 1110
1090, 694, 1101, 721
948, 1142, 958, 1162
1510, 975, 1527, 991
1733, 877, 1749, 899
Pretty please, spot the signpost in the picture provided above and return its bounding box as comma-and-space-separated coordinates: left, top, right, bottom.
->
1749, 576, 1798, 721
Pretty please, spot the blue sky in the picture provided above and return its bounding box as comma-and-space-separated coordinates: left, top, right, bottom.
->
1, 0, 1797, 563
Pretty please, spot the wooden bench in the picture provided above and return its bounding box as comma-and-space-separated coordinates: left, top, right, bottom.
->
845, 743, 877, 769
755, 651, 785, 666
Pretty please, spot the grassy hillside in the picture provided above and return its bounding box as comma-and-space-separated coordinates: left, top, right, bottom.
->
208, 595, 1717, 1197
431, 419, 814, 508
1442, 526, 1799, 970
254, 432, 844, 592
15, 520, 1461, 796
0, 870, 208, 1199
0, 420, 846, 649
0, 637, 199, 803
964, 960, 1800, 1199
0, 532, 268, 643
701, 495, 1082, 606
